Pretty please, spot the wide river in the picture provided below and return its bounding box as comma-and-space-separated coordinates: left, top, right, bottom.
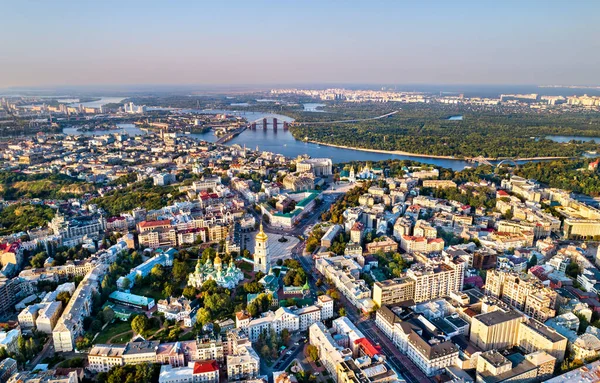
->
61, 98, 589, 171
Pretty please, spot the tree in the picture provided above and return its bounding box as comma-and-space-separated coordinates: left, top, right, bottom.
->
30, 251, 47, 268
0, 347, 8, 361
163, 283, 174, 298
150, 264, 165, 281
204, 293, 231, 318
182, 286, 198, 299
293, 272, 305, 286
75, 335, 91, 350
91, 319, 103, 332
196, 308, 211, 327
247, 301, 259, 317
172, 259, 190, 283
281, 328, 291, 345
102, 307, 115, 324
307, 344, 319, 361
56, 291, 71, 306
339, 307, 347, 317
566, 262, 581, 279
131, 251, 142, 266
527, 255, 538, 270
327, 289, 340, 300
131, 315, 148, 335
121, 278, 131, 290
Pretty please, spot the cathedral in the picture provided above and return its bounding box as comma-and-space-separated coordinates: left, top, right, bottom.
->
188, 254, 244, 290
253, 223, 271, 273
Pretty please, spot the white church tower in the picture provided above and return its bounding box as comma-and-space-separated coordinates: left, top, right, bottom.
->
253, 223, 270, 273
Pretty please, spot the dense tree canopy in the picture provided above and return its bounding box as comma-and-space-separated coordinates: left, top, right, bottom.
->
290, 103, 600, 158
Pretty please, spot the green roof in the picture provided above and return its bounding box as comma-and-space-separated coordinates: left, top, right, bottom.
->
295, 192, 319, 208
109, 291, 155, 307
273, 208, 302, 218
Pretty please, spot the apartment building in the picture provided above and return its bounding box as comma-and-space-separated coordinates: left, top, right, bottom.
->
53, 266, 103, 352
226, 329, 260, 381
122, 340, 161, 365
365, 236, 398, 254
309, 322, 351, 379
18, 305, 40, 328
470, 309, 567, 362
155, 340, 198, 367
88, 344, 126, 373
316, 256, 375, 312
393, 217, 412, 240
0, 277, 19, 314
422, 180, 457, 189
518, 318, 567, 362
400, 235, 444, 254
405, 256, 466, 303
485, 269, 557, 322
196, 337, 224, 363
36, 301, 63, 333
237, 307, 299, 342
470, 309, 524, 352
407, 330, 458, 377
372, 278, 416, 307
476, 350, 556, 383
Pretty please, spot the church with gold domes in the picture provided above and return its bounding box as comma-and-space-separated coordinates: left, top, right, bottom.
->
254, 223, 271, 273
188, 253, 244, 290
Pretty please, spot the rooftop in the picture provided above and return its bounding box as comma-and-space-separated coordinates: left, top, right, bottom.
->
474, 309, 524, 327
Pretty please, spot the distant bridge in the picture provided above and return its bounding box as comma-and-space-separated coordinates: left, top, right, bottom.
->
470, 156, 493, 167
247, 117, 289, 131
469, 157, 520, 172
294, 110, 399, 125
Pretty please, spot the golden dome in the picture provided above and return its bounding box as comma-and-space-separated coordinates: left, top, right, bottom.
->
214, 254, 222, 264
255, 223, 268, 242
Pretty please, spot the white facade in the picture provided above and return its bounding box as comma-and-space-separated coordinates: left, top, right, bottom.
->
253, 224, 270, 273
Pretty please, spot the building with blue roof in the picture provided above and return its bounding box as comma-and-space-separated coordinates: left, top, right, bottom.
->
117, 248, 175, 289
109, 291, 155, 310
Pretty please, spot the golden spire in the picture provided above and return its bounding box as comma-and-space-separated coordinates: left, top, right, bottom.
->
256, 222, 268, 242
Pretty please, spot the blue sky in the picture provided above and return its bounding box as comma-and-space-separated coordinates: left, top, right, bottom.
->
1, 0, 599, 88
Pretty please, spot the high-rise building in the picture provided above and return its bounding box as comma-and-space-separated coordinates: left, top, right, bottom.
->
253, 223, 270, 273
485, 269, 557, 322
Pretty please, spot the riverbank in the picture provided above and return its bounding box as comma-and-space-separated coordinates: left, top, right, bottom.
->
304, 140, 571, 162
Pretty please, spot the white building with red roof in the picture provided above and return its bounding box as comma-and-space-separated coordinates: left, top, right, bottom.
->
158, 360, 219, 383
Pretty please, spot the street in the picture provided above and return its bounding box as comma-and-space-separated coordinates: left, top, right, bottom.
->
292, 250, 432, 383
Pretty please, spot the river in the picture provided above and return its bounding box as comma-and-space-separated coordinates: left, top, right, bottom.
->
546, 135, 600, 143
66, 97, 126, 108
61, 104, 554, 171
148, 108, 478, 170
61, 107, 475, 169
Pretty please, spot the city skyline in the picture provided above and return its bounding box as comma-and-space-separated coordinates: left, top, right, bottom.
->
2, 0, 600, 88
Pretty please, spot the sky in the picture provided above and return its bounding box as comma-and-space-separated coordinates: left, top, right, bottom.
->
1, 0, 599, 88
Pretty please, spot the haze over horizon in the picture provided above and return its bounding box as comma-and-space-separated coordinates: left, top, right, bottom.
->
2, 0, 600, 89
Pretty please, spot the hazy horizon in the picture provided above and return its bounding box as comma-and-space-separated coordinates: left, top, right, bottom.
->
3, 0, 600, 88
